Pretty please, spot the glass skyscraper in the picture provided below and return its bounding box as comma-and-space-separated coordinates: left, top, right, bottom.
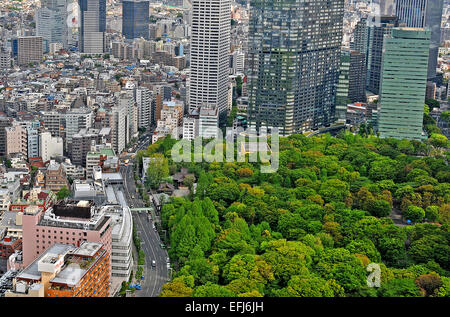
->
122, 0, 150, 40
378, 28, 431, 141
36, 0, 68, 48
79, 0, 106, 53
247, 0, 345, 135
395, 0, 444, 80
366, 15, 398, 95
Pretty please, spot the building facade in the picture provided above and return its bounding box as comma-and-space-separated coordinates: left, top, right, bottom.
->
122, 0, 150, 40
247, 0, 345, 135
189, 0, 231, 123
395, 0, 444, 80
79, 0, 106, 54
378, 28, 431, 140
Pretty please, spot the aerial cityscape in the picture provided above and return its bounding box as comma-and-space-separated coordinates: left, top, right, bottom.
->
0, 0, 448, 302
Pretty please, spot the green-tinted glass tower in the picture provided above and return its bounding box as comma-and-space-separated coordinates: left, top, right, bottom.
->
247, 0, 344, 135
378, 28, 431, 141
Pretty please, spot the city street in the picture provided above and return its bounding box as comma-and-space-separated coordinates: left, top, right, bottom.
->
120, 133, 170, 297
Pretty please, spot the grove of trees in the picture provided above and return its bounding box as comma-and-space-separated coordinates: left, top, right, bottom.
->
138, 132, 449, 297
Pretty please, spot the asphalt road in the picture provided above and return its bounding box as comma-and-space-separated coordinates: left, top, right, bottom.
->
120, 132, 170, 297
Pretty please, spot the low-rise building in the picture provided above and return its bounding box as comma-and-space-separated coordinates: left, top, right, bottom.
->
5, 242, 110, 297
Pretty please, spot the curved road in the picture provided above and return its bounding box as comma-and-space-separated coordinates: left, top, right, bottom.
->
120, 133, 169, 297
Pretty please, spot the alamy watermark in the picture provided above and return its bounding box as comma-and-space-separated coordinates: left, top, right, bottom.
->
67, 1, 80, 28
171, 127, 279, 173
366, 263, 381, 288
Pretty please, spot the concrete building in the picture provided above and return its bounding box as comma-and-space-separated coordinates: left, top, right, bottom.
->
17, 36, 43, 66
26, 122, 40, 159
189, 0, 231, 123
199, 106, 219, 139
40, 111, 62, 137
39, 131, 63, 162
5, 124, 27, 157
110, 103, 129, 155
182, 116, 198, 141
378, 28, 431, 140
71, 128, 111, 167
0, 47, 11, 69
0, 117, 12, 156
21, 201, 112, 270
136, 87, 154, 130
85, 147, 116, 176
64, 108, 93, 152
5, 242, 110, 297
45, 160, 69, 192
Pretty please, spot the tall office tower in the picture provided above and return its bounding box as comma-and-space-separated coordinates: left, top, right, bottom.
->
136, 87, 153, 130
378, 28, 431, 141
17, 36, 43, 66
335, 49, 366, 122
348, 51, 367, 103
395, 0, 444, 80
122, 0, 150, 40
36, 0, 68, 48
351, 17, 369, 65
189, 0, 231, 123
247, 0, 345, 135
79, 0, 106, 54
367, 16, 398, 94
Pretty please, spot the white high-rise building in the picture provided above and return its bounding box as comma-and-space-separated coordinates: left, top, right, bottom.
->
118, 91, 138, 140
39, 131, 64, 161
189, 0, 231, 122
36, 0, 69, 48
110, 103, 129, 154
135, 87, 153, 130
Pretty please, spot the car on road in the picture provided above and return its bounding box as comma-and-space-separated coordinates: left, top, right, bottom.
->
166, 257, 170, 263
160, 243, 166, 249
152, 260, 156, 267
